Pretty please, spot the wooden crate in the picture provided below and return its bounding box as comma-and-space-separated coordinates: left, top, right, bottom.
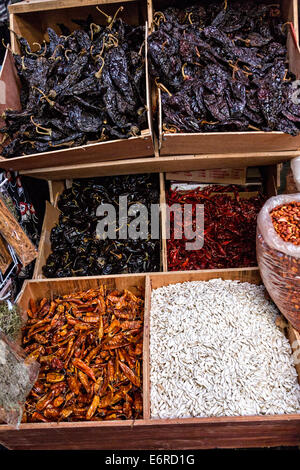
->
33, 173, 165, 279
0, 0, 154, 171
0, 268, 300, 449
33, 165, 277, 278
149, 0, 300, 155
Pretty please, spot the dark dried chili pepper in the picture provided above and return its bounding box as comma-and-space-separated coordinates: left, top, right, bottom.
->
43, 174, 160, 278
148, 0, 300, 136
1, 7, 147, 158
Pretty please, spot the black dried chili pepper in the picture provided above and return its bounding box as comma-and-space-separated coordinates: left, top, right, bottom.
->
148, 0, 300, 136
1, 6, 147, 158
43, 174, 161, 278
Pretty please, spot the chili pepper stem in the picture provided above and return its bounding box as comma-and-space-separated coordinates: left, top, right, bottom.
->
155, 78, 172, 97
32, 86, 55, 107
0, 133, 8, 145
90, 23, 101, 41
188, 13, 194, 25
96, 6, 113, 24
30, 116, 52, 136
95, 56, 105, 79
50, 44, 64, 60
108, 6, 124, 31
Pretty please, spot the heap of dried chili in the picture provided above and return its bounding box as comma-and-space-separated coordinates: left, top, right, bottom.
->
148, 0, 300, 136
22, 286, 144, 423
43, 174, 161, 277
1, 6, 147, 157
167, 184, 265, 270
270, 202, 300, 245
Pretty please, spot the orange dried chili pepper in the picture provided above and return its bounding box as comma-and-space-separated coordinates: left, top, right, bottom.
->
23, 286, 143, 423
72, 358, 97, 382
119, 361, 140, 388
86, 395, 100, 420
46, 372, 65, 383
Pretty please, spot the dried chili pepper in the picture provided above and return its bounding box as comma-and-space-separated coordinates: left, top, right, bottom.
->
1, 6, 147, 158
270, 202, 300, 245
148, 0, 300, 136
22, 286, 144, 423
42, 174, 160, 278
167, 184, 265, 270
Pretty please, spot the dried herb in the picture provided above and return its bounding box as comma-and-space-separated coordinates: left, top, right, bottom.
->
167, 184, 265, 270
0, 331, 40, 427
22, 288, 143, 422
43, 174, 160, 277
0, 300, 22, 341
1, 7, 147, 158
148, 0, 300, 136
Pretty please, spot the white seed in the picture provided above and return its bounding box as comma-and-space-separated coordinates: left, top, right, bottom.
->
150, 279, 300, 419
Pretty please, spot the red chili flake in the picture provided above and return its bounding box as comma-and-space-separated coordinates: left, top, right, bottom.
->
270, 202, 300, 246
167, 185, 265, 271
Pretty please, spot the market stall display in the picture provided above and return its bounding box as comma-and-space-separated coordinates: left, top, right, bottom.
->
257, 194, 300, 331
0, 0, 154, 170
0, 0, 300, 452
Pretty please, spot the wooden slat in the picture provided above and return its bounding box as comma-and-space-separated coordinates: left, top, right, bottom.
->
159, 173, 167, 272
8, 0, 137, 14
19, 151, 300, 180
1, 415, 300, 450
143, 275, 151, 419
149, 267, 262, 290
32, 201, 60, 279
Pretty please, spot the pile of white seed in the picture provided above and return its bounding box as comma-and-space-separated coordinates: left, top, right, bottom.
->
150, 279, 300, 419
